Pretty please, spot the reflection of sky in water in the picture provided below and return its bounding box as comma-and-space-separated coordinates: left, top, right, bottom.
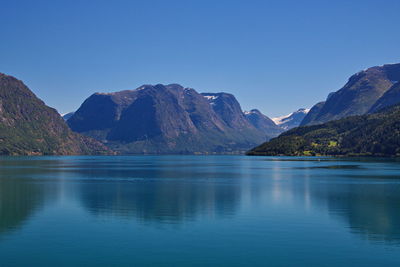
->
0, 156, 400, 265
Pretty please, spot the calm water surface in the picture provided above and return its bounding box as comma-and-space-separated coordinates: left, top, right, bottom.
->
0, 156, 400, 266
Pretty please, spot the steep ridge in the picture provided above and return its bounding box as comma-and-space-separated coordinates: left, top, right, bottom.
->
67, 89, 138, 139
201, 93, 252, 128
301, 63, 400, 126
245, 109, 283, 137
300, 102, 325, 126
0, 73, 109, 155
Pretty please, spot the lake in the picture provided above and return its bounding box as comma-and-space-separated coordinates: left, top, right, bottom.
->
0, 156, 400, 266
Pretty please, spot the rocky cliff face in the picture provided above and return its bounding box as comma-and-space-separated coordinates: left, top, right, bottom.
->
0, 73, 110, 155
201, 93, 251, 129
301, 63, 400, 126
68, 84, 279, 154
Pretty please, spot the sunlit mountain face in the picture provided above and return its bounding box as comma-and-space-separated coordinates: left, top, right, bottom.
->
0, 73, 109, 156
301, 63, 400, 126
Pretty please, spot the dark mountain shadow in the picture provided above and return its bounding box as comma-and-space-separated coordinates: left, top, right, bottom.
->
325, 182, 400, 244
293, 159, 400, 245
78, 178, 241, 225
66, 157, 243, 225
0, 158, 58, 237
252, 158, 400, 245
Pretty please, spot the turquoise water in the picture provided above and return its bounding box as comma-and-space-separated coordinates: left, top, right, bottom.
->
0, 156, 400, 266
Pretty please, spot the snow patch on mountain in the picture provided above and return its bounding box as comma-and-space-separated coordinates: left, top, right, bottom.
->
272, 113, 293, 125
62, 112, 75, 121
203, 95, 219, 100
244, 110, 257, 115
272, 108, 310, 130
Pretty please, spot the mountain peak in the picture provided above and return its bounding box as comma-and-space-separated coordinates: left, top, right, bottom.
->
272, 108, 310, 130
301, 63, 400, 126
94, 83, 186, 96
244, 109, 265, 116
244, 109, 283, 137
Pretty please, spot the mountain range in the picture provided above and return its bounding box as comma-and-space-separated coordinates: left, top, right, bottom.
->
247, 103, 400, 157
2, 62, 400, 156
248, 63, 400, 157
67, 84, 283, 154
0, 73, 110, 155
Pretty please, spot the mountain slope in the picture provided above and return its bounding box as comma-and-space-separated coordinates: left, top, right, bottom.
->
300, 102, 325, 126
369, 82, 400, 113
272, 108, 309, 130
68, 85, 275, 154
245, 109, 283, 137
301, 63, 400, 126
201, 92, 278, 138
248, 104, 400, 157
62, 112, 75, 121
0, 73, 109, 155
67, 89, 137, 139
201, 92, 251, 128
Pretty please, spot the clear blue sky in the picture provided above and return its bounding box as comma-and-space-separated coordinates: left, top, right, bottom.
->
1, 0, 399, 117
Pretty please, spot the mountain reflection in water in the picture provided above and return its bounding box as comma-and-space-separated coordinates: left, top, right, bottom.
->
0, 156, 400, 247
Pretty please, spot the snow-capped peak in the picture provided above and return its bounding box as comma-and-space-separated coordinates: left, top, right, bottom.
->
272, 112, 294, 125
272, 108, 310, 130
244, 110, 259, 115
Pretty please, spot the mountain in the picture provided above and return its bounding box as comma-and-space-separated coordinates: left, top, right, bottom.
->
299, 102, 325, 126
62, 112, 75, 121
0, 73, 110, 155
244, 109, 284, 136
369, 82, 400, 113
301, 63, 400, 126
247, 103, 400, 157
201, 92, 252, 129
272, 108, 310, 130
68, 84, 279, 154
201, 92, 282, 138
